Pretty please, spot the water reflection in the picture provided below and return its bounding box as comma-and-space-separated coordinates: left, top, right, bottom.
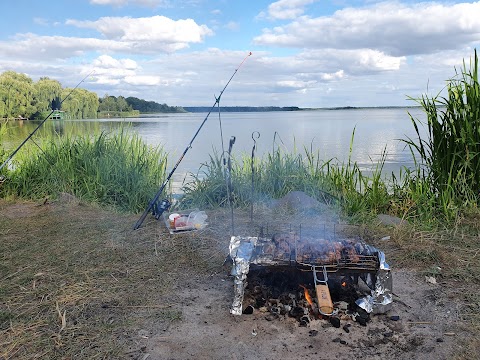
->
2, 108, 426, 189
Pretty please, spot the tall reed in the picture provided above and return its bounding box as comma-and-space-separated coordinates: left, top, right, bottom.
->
1, 127, 168, 212
182, 133, 391, 220
404, 49, 480, 218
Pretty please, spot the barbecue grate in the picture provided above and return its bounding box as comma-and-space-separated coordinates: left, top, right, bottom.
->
249, 233, 380, 273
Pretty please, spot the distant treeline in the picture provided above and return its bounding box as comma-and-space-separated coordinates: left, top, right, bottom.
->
125, 97, 186, 113
0, 71, 186, 120
183, 106, 301, 112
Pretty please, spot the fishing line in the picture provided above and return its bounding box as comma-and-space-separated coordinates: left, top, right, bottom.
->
217, 101, 226, 166
133, 52, 252, 230
0, 70, 96, 173
250, 131, 260, 222
226, 136, 236, 236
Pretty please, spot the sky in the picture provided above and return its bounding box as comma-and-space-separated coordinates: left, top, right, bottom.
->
1, 0, 480, 107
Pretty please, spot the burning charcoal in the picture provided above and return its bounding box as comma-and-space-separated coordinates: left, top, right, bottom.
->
436, 338, 444, 343
354, 309, 370, 326
332, 338, 342, 343
256, 297, 267, 308
335, 301, 349, 311
243, 305, 254, 315
329, 317, 341, 328
300, 315, 310, 324
340, 340, 347, 345
299, 318, 309, 327
281, 305, 291, 315
356, 317, 367, 326
289, 306, 305, 318
269, 306, 280, 315
309, 330, 318, 337
342, 325, 350, 333
253, 285, 262, 295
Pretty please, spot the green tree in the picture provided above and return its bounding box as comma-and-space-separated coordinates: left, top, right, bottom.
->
0, 71, 36, 119
61, 88, 99, 119
98, 94, 117, 112
116, 96, 130, 112
33, 77, 62, 115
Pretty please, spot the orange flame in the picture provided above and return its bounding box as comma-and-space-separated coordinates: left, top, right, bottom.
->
300, 285, 314, 307
341, 281, 347, 287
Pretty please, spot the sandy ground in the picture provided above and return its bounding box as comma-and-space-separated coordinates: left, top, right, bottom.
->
130, 268, 464, 360
0, 196, 472, 360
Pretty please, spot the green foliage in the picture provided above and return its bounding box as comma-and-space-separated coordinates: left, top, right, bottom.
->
32, 77, 62, 116
99, 94, 133, 113
404, 49, 480, 219
126, 97, 185, 113
181, 135, 391, 220
0, 71, 182, 119
0, 71, 99, 120
61, 88, 99, 119
1, 128, 168, 212
0, 71, 36, 119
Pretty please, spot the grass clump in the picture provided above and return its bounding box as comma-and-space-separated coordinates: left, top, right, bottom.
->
182, 131, 391, 222
404, 49, 480, 220
0, 198, 211, 359
1, 127, 168, 212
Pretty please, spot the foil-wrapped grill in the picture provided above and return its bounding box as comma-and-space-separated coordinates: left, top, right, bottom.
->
229, 234, 392, 315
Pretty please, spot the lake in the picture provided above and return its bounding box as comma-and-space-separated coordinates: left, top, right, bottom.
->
2, 108, 426, 191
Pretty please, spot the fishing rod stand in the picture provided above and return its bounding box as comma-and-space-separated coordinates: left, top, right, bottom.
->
152, 198, 171, 220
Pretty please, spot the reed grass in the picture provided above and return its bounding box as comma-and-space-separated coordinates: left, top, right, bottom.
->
404, 49, 480, 219
181, 131, 392, 221
0, 127, 168, 212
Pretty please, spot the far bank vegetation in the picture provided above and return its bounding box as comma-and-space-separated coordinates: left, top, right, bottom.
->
0, 71, 184, 120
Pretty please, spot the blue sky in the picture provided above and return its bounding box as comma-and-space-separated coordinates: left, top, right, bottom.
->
1, 0, 480, 107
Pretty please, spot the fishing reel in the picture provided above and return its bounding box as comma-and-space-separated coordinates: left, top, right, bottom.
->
152, 198, 171, 220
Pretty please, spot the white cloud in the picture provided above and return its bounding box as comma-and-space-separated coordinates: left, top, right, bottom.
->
90, 0, 167, 7
91, 55, 138, 85
124, 75, 162, 86
225, 21, 240, 31
93, 54, 138, 70
265, 0, 318, 20
66, 16, 213, 52
254, 1, 480, 56
276, 79, 317, 89
33, 17, 49, 26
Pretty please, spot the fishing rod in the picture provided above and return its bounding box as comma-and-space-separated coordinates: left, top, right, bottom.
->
250, 131, 259, 222
0, 70, 95, 173
226, 136, 236, 236
133, 52, 252, 230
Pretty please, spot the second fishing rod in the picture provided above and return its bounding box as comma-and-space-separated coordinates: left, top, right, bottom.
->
133, 52, 252, 230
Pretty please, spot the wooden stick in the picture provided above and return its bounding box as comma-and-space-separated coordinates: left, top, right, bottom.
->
407, 321, 433, 325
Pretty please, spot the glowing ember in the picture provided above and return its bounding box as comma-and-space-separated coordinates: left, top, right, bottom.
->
299, 285, 314, 307
341, 281, 347, 287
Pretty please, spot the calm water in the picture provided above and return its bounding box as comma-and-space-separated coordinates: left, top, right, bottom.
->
2, 108, 426, 190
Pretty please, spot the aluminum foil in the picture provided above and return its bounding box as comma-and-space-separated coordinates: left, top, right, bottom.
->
229, 236, 393, 315
229, 236, 256, 315
356, 251, 393, 314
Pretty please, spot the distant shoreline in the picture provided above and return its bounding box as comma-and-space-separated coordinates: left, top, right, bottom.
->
181, 105, 423, 113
